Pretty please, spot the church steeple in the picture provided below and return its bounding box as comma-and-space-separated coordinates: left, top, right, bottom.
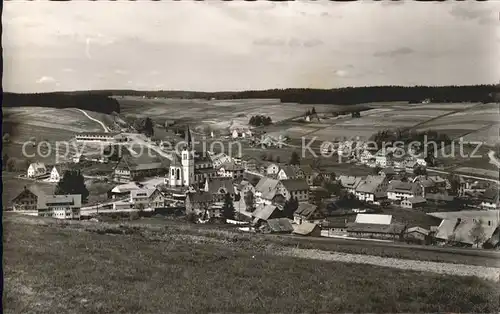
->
185, 125, 193, 150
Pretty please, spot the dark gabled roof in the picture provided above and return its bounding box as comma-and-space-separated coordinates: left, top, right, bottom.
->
298, 164, 314, 175
281, 178, 309, 192
482, 187, 499, 203
294, 203, 319, 219
12, 185, 54, 202
347, 223, 406, 235
206, 177, 234, 195
186, 192, 213, 203
252, 204, 279, 221
266, 218, 294, 233
425, 193, 454, 201
38, 194, 82, 209
280, 165, 297, 178
388, 180, 418, 193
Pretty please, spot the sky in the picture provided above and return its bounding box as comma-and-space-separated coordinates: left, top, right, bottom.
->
3, 1, 500, 92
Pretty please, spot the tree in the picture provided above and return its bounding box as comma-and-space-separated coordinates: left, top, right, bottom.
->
414, 166, 427, 176
244, 191, 256, 212
2, 153, 9, 170
143, 117, 154, 137
6, 157, 17, 172
470, 220, 486, 248
447, 174, 461, 196
222, 193, 235, 220
373, 166, 382, 175
311, 107, 316, 115
55, 170, 90, 203
283, 197, 299, 219
275, 156, 281, 163
289, 151, 300, 166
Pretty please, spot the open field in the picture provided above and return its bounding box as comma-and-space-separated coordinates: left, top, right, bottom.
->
4, 214, 500, 313
454, 167, 499, 179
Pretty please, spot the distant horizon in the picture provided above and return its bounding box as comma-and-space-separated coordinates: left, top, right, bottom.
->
4, 83, 499, 95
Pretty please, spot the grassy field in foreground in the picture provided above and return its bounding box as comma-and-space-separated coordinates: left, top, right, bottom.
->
3, 216, 500, 313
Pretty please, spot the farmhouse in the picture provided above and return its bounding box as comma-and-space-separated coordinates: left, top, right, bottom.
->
12, 185, 53, 211
293, 203, 324, 224
346, 223, 406, 241
255, 177, 286, 205
277, 166, 297, 180
295, 164, 316, 186
321, 220, 349, 237
374, 148, 393, 167
114, 154, 168, 183
217, 162, 244, 179
252, 204, 282, 225
338, 175, 363, 194
259, 218, 294, 234
265, 163, 281, 176
130, 188, 165, 209
404, 226, 430, 243
400, 196, 427, 209
293, 222, 322, 237
280, 178, 310, 202
480, 187, 499, 210
74, 132, 120, 143
48, 164, 66, 183
37, 194, 82, 220
387, 180, 423, 201
185, 192, 214, 216
27, 162, 47, 179
354, 175, 389, 202
210, 153, 232, 169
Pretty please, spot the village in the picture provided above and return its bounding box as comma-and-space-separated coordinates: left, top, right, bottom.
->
6, 112, 500, 250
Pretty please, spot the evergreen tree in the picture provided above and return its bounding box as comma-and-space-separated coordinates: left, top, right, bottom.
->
283, 197, 299, 219
469, 220, 486, 248
2, 153, 9, 170
222, 193, 235, 220
447, 174, 461, 196
55, 170, 89, 203
244, 191, 256, 212
289, 151, 300, 166
143, 117, 154, 137
275, 156, 281, 163
311, 107, 316, 115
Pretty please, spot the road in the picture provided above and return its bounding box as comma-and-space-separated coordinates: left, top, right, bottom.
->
76, 109, 109, 132
427, 167, 499, 184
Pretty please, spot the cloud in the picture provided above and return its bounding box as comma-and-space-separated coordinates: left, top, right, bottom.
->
374, 47, 414, 57
334, 70, 348, 78
253, 37, 323, 48
36, 76, 56, 84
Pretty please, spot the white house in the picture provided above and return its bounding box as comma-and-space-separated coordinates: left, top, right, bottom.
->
374, 148, 394, 167
387, 180, 423, 201
354, 175, 389, 203
480, 188, 500, 210
27, 162, 47, 178
217, 162, 244, 179
266, 163, 280, 176
338, 175, 363, 194
130, 188, 165, 209
48, 165, 66, 183
37, 194, 82, 220
232, 129, 239, 139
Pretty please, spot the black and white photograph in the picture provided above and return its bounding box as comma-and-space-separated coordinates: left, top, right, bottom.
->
2, 0, 500, 312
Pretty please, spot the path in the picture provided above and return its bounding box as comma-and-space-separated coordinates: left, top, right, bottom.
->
277, 248, 500, 281
75, 109, 109, 132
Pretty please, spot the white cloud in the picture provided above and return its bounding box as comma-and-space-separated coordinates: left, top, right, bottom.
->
36, 76, 56, 84
334, 70, 348, 77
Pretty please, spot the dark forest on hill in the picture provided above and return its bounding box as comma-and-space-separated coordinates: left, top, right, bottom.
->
2, 92, 121, 114
2, 85, 499, 114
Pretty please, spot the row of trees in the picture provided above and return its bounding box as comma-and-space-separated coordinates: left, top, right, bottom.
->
249, 115, 272, 127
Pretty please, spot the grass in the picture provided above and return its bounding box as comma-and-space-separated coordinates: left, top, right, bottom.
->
4, 214, 499, 313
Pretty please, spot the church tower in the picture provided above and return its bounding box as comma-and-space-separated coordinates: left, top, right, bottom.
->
181, 125, 195, 186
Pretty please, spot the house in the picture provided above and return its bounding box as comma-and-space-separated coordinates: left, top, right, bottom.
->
425, 192, 455, 205
378, 167, 396, 179
293, 203, 324, 224
480, 187, 499, 210
114, 154, 168, 183
359, 149, 375, 164
387, 180, 423, 201
74, 132, 120, 143
27, 162, 47, 178
130, 188, 165, 209
185, 192, 214, 216
255, 177, 286, 205
354, 175, 389, 202
235, 180, 257, 212
280, 178, 310, 202
232, 129, 239, 139
211, 153, 232, 169
374, 148, 393, 167
37, 194, 82, 220
48, 164, 66, 183
404, 226, 430, 243
252, 204, 282, 225
204, 177, 236, 202
217, 162, 244, 179
346, 222, 406, 240
293, 222, 322, 237
12, 185, 53, 211
241, 157, 259, 172
404, 160, 418, 173
338, 176, 363, 194
266, 163, 280, 176
321, 220, 349, 237
295, 164, 316, 186
277, 165, 298, 180
401, 196, 427, 209
259, 218, 294, 234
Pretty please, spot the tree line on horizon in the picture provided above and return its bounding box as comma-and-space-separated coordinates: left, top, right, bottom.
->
3, 85, 498, 114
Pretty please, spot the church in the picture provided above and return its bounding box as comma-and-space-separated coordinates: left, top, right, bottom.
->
168, 126, 217, 188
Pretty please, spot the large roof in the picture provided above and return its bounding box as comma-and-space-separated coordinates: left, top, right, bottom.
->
338, 176, 363, 189
130, 188, 160, 199
186, 191, 213, 203
252, 204, 279, 221
266, 218, 294, 233
355, 175, 385, 194
482, 187, 499, 203
347, 222, 405, 235
387, 180, 419, 193
434, 218, 498, 245
281, 178, 309, 192
255, 177, 280, 193
355, 214, 392, 225
205, 178, 235, 195
293, 222, 320, 235
294, 203, 319, 219
38, 194, 82, 209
